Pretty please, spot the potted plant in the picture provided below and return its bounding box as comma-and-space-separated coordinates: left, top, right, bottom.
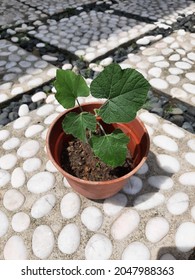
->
46, 63, 150, 199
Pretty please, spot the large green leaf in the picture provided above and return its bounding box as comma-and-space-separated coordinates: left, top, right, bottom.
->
54, 69, 90, 108
90, 63, 150, 123
62, 112, 96, 142
90, 129, 130, 167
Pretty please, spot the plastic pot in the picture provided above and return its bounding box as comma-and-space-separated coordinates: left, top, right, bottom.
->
46, 102, 150, 199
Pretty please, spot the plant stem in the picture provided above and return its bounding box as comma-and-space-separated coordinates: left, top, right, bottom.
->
97, 120, 107, 136
76, 98, 83, 112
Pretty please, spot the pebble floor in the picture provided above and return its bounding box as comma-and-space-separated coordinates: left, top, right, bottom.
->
0, 0, 195, 260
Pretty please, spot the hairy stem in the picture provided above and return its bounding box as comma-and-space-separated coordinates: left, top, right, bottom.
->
76, 98, 83, 112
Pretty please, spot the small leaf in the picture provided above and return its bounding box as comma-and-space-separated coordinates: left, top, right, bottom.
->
90, 129, 130, 167
90, 63, 150, 123
62, 112, 96, 142
54, 69, 89, 108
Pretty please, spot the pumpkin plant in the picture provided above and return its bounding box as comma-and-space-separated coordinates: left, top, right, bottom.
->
54, 63, 150, 168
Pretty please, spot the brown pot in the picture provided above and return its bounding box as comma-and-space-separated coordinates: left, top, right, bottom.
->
46, 102, 150, 199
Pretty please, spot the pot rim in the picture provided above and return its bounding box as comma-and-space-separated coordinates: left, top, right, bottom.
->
46, 102, 150, 186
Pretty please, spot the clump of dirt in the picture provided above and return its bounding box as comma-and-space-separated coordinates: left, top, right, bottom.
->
61, 138, 133, 181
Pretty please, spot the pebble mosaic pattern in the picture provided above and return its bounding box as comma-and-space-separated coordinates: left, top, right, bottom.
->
29, 11, 155, 61
0, 40, 57, 103
120, 31, 195, 106
0, 96, 195, 260
0, 0, 195, 261
0, 0, 47, 30
111, 0, 195, 22
19, 0, 99, 15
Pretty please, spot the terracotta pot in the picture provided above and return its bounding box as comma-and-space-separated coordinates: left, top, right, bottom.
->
46, 102, 150, 199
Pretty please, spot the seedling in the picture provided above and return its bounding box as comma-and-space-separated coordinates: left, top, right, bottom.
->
54, 63, 150, 167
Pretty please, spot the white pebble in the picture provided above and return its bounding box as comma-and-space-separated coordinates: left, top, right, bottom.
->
148, 67, 162, 78
153, 135, 178, 152
63, 177, 71, 188
175, 222, 195, 252
123, 176, 143, 195
0, 210, 9, 237
162, 123, 185, 138
45, 160, 58, 172
31, 194, 56, 218
85, 234, 112, 260
81, 206, 103, 231
136, 37, 150, 45
168, 67, 184, 75
42, 55, 57, 61
103, 193, 127, 216
139, 111, 159, 126
32, 225, 54, 259
4, 236, 28, 260
11, 212, 30, 232
111, 210, 140, 240
62, 64, 72, 70
185, 152, 195, 167
169, 54, 180, 61
142, 48, 158, 56
58, 223, 80, 254
3, 189, 25, 211
170, 88, 187, 99
17, 140, 40, 158
100, 57, 113, 66
148, 176, 173, 190
13, 116, 31, 129
0, 154, 17, 170
148, 56, 164, 63
122, 241, 150, 260
28, 78, 43, 87
31, 91, 47, 102
182, 83, 195, 94
179, 172, 195, 186
187, 52, 195, 61
175, 61, 192, 70
23, 158, 41, 172
44, 113, 59, 125
145, 217, 169, 243
187, 139, 195, 151
27, 172, 55, 193
18, 104, 29, 117
36, 104, 55, 116
8, 86, 21, 96
0, 170, 10, 188
2, 137, 20, 150
60, 192, 81, 219
154, 61, 170, 68
156, 154, 180, 173
0, 130, 10, 141
11, 167, 25, 188
167, 192, 189, 215
150, 78, 168, 90
185, 72, 195, 82
41, 128, 49, 140
166, 75, 180, 85
25, 125, 44, 138
134, 193, 165, 210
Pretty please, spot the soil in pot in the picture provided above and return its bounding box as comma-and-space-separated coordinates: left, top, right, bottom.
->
61, 137, 133, 181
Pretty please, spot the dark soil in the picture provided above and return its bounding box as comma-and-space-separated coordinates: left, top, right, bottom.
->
61, 138, 133, 181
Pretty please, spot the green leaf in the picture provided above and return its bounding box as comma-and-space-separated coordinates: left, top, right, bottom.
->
62, 112, 97, 142
54, 69, 89, 108
90, 129, 130, 167
90, 63, 150, 123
